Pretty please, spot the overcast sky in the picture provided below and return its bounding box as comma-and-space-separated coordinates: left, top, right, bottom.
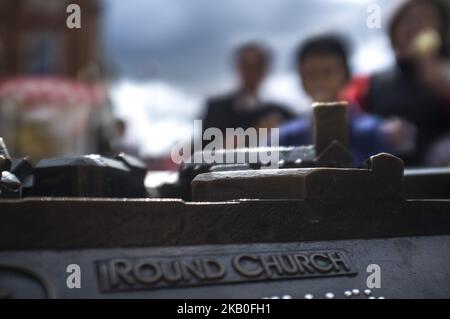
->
100, 0, 405, 156
102, 0, 405, 93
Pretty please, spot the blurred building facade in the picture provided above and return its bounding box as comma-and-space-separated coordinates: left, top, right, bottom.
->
0, 0, 102, 78
0, 0, 112, 161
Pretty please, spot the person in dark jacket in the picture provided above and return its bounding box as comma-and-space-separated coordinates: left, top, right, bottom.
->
342, 0, 450, 166
202, 43, 293, 146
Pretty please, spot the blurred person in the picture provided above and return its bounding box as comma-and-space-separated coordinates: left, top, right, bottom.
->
343, 0, 450, 166
253, 105, 294, 130
77, 62, 116, 157
425, 134, 450, 166
280, 34, 416, 164
110, 118, 139, 157
202, 43, 293, 147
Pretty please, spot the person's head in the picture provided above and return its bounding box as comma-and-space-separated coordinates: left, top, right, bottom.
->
389, 0, 448, 60
234, 43, 270, 94
296, 34, 351, 102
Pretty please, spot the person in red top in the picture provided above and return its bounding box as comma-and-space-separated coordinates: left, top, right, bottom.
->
342, 0, 450, 166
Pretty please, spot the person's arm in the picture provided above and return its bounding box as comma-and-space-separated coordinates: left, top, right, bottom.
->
348, 114, 389, 159
348, 113, 417, 163
418, 57, 450, 120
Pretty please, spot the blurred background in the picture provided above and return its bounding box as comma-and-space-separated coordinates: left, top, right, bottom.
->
1, 0, 449, 169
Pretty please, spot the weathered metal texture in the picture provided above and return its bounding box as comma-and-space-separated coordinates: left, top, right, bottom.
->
0, 138, 11, 162
404, 168, 450, 199
0, 137, 20, 198
176, 146, 319, 200
0, 155, 10, 173
0, 99, 449, 300
10, 158, 34, 190
0, 197, 450, 250
191, 153, 403, 201
0, 171, 21, 199
0, 236, 449, 298
176, 143, 352, 201
27, 154, 147, 198
313, 102, 349, 154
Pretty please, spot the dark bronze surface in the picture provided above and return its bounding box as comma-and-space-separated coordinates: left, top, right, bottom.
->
1, 237, 449, 298
1, 101, 450, 299
96, 250, 355, 292
0, 197, 450, 250
191, 153, 403, 201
